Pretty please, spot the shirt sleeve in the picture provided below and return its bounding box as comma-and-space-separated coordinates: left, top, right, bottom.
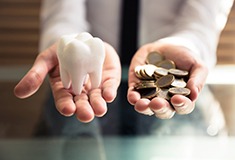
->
39, 0, 89, 51
158, 0, 234, 69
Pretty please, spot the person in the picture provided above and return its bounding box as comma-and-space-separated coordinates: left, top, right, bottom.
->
14, 0, 233, 136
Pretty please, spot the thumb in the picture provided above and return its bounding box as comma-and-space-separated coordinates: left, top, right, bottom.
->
14, 45, 57, 98
14, 67, 46, 99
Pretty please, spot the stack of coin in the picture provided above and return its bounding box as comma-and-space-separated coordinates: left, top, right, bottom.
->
134, 51, 191, 101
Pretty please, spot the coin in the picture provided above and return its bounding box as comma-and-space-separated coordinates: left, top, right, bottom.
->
154, 67, 168, 77
139, 67, 146, 78
134, 80, 156, 90
142, 81, 157, 88
139, 87, 159, 99
157, 89, 170, 101
143, 64, 157, 78
156, 59, 176, 69
171, 78, 187, 88
168, 87, 191, 96
134, 51, 191, 106
168, 68, 188, 77
140, 67, 152, 79
134, 65, 143, 79
156, 74, 175, 88
146, 51, 164, 65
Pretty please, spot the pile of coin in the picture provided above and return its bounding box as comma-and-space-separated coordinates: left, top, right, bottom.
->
134, 51, 191, 100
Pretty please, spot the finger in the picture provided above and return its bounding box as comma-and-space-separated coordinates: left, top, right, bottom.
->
171, 95, 195, 115
134, 98, 154, 116
74, 93, 95, 123
127, 86, 141, 105
127, 46, 151, 105
187, 63, 208, 101
50, 80, 76, 117
102, 78, 120, 103
149, 97, 175, 119
14, 68, 46, 99
14, 45, 58, 98
89, 88, 107, 117
102, 42, 121, 102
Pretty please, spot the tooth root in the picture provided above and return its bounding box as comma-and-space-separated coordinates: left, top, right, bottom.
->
86, 37, 105, 89
60, 66, 71, 89
89, 70, 102, 89
70, 70, 86, 95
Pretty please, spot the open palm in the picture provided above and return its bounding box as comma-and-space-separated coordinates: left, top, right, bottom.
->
127, 42, 208, 119
14, 43, 121, 123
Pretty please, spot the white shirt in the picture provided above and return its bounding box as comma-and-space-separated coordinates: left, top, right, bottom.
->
40, 0, 233, 69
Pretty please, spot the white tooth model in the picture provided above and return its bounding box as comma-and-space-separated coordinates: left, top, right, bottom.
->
57, 32, 105, 95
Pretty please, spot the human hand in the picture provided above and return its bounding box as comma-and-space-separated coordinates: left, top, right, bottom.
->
14, 42, 121, 123
127, 42, 208, 119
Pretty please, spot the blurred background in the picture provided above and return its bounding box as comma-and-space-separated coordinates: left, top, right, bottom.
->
0, 0, 235, 138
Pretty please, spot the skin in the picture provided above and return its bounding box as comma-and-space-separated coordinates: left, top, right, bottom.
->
14, 41, 208, 122
14, 42, 121, 123
127, 42, 208, 119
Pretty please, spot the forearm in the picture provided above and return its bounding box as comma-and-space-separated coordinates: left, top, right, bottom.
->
158, 0, 234, 69
39, 0, 89, 51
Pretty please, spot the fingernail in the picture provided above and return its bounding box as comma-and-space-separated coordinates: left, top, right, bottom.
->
153, 107, 168, 114
173, 102, 184, 108
142, 108, 154, 116
155, 110, 176, 119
